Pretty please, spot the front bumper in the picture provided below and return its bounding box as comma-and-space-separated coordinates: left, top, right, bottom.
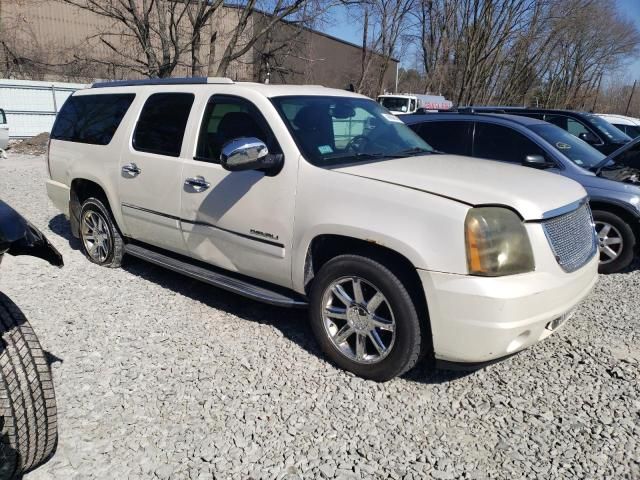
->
418, 254, 598, 363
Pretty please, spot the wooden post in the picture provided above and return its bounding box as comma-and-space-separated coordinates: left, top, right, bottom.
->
625, 80, 637, 115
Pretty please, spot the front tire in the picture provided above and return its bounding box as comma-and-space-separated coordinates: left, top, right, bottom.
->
593, 210, 635, 274
309, 255, 424, 382
79, 197, 124, 268
0, 292, 57, 479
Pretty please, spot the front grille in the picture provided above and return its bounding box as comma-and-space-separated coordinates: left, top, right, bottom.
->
542, 202, 597, 273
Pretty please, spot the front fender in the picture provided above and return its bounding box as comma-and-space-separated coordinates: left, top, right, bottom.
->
0, 200, 63, 267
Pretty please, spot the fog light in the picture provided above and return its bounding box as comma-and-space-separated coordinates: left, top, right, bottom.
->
546, 317, 563, 331
546, 308, 577, 331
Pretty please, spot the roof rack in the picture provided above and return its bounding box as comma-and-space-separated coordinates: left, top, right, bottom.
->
91, 77, 234, 89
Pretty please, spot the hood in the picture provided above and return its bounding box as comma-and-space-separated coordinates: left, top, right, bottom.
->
602, 136, 640, 171
333, 155, 586, 220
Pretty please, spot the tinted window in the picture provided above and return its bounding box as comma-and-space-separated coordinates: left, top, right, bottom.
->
272, 96, 432, 166
196, 96, 280, 162
51, 94, 135, 145
0, 109, 5, 124
473, 123, 546, 164
411, 121, 472, 156
133, 93, 194, 157
567, 118, 589, 136
529, 124, 605, 169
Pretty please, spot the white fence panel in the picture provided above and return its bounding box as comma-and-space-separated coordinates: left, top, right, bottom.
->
0, 79, 87, 138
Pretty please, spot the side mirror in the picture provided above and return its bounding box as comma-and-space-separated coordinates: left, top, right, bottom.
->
220, 137, 282, 173
523, 154, 555, 169
578, 131, 600, 145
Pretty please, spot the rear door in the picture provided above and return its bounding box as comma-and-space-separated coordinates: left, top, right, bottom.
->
118, 92, 194, 254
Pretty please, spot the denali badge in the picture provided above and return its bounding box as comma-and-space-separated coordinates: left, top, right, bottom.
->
250, 229, 279, 241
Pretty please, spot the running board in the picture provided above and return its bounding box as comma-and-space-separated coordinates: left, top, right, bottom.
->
124, 244, 308, 308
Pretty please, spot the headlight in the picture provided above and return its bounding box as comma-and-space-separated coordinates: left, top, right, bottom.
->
465, 207, 535, 276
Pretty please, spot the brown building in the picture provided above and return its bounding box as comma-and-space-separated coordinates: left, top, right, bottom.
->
0, 0, 398, 94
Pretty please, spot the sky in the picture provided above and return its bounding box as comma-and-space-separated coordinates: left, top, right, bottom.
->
322, 0, 640, 82
617, 0, 640, 81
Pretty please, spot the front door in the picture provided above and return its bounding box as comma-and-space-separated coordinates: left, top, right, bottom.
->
180, 94, 298, 288
118, 92, 194, 254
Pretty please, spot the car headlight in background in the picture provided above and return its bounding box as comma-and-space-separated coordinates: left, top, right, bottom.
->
465, 207, 535, 276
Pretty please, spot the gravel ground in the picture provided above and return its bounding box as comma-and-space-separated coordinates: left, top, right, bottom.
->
1, 154, 638, 479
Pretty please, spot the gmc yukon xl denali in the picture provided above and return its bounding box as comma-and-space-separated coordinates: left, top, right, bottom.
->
45, 78, 598, 381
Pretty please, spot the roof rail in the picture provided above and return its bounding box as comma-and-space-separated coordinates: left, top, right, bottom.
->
91, 77, 234, 89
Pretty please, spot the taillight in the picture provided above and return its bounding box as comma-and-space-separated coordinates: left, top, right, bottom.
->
46, 138, 52, 178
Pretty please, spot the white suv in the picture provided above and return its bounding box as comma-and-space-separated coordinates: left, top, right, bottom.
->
46, 78, 598, 381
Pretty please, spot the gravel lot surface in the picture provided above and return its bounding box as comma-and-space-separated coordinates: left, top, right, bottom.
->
1, 154, 638, 479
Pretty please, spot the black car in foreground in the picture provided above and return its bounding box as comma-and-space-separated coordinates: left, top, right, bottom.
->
467, 107, 632, 155
0, 200, 62, 479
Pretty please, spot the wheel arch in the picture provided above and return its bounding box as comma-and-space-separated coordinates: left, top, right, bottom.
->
300, 234, 429, 322
69, 178, 122, 238
589, 198, 640, 245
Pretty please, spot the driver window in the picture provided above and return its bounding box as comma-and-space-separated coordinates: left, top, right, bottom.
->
195, 96, 280, 163
567, 118, 590, 137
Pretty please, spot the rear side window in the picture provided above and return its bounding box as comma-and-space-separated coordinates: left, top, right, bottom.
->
0, 109, 6, 124
473, 123, 546, 164
51, 94, 135, 145
411, 121, 472, 156
133, 93, 194, 157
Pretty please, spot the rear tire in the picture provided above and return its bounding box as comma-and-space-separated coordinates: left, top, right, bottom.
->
309, 255, 424, 382
79, 197, 124, 268
592, 210, 635, 274
0, 292, 57, 479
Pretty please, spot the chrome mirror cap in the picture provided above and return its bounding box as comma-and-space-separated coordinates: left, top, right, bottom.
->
220, 137, 269, 171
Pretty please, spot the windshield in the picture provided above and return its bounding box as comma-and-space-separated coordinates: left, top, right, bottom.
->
529, 123, 605, 169
272, 96, 433, 166
378, 96, 410, 113
585, 114, 632, 143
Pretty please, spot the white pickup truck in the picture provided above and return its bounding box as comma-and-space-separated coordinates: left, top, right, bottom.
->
45, 78, 598, 381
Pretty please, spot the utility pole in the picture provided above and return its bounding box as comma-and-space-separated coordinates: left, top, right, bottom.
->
625, 80, 637, 115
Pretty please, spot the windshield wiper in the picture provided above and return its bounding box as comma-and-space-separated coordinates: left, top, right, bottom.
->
389, 147, 435, 157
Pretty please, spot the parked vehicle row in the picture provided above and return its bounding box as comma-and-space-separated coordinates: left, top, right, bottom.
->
404, 112, 640, 273
45, 78, 598, 381
469, 107, 632, 155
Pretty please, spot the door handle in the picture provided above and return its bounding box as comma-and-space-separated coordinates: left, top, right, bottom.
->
184, 176, 210, 191
122, 163, 141, 176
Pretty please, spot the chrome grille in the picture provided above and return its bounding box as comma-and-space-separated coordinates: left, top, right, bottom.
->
542, 202, 597, 273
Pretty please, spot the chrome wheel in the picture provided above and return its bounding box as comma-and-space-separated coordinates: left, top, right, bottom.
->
81, 210, 111, 263
321, 276, 396, 364
595, 221, 623, 265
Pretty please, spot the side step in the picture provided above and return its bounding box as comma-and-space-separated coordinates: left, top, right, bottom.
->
124, 244, 308, 308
